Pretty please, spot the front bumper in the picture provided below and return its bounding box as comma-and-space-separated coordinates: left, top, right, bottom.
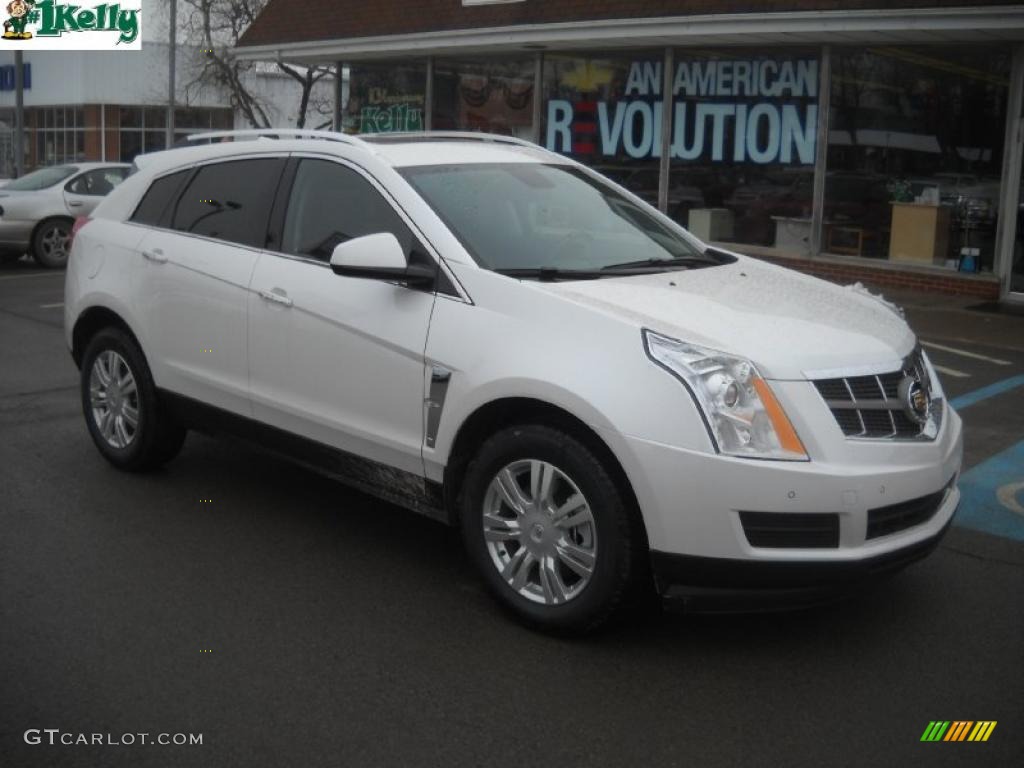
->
650, 512, 954, 610
601, 383, 963, 600
0, 218, 34, 253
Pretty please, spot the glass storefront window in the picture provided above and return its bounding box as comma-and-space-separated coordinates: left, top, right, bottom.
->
119, 107, 141, 129
827, 47, 1010, 270
542, 51, 663, 202
668, 50, 819, 248
144, 108, 167, 129
144, 131, 166, 153
345, 60, 426, 134
119, 131, 141, 163
432, 57, 534, 138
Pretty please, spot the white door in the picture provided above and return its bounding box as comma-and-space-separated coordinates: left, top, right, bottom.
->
247, 158, 438, 475
132, 156, 286, 416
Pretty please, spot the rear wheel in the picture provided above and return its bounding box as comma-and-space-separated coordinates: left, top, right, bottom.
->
460, 424, 637, 633
32, 218, 73, 269
80, 328, 186, 471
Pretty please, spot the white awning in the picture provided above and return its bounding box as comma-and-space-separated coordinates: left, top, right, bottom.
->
235, 5, 1024, 64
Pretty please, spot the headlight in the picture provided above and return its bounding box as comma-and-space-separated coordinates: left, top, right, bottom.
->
920, 350, 945, 402
643, 330, 808, 461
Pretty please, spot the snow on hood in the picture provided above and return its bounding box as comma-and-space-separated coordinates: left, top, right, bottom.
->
536, 256, 915, 379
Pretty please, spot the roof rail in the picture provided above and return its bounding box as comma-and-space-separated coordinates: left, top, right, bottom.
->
361, 131, 543, 150
185, 129, 374, 151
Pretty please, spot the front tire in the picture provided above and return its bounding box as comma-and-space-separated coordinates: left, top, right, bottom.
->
80, 328, 186, 471
460, 424, 637, 633
32, 218, 73, 269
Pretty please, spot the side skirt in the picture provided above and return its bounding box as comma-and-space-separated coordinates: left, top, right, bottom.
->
160, 390, 451, 524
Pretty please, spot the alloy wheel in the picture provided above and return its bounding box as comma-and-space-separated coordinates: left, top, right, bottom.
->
482, 459, 598, 605
40, 224, 70, 263
89, 350, 140, 449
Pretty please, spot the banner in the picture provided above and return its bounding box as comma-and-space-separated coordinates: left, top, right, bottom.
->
546, 57, 818, 165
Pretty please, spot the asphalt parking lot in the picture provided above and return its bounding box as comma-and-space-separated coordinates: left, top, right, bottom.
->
1, 260, 1022, 767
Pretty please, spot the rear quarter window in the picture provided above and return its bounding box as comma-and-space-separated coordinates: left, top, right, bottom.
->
130, 170, 190, 228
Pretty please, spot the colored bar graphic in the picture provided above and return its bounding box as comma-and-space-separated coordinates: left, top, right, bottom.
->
944, 721, 972, 741
921, 721, 950, 741
921, 721, 996, 742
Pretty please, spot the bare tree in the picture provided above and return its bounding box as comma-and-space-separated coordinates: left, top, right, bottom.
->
181, 0, 334, 128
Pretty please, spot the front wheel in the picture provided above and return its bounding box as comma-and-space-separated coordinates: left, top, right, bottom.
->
460, 424, 638, 633
32, 218, 73, 269
80, 328, 186, 471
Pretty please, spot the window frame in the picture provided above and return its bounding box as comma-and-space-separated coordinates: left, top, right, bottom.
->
64, 166, 130, 197
166, 156, 287, 249
266, 152, 463, 298
129, 167, 195, 229
125, 154, 289, 252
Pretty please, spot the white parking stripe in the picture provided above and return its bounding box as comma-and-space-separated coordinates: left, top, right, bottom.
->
0, 271, 55, 281
921, 340, 1012, 366
933, 364, 970, 379
39, 302, 64, 309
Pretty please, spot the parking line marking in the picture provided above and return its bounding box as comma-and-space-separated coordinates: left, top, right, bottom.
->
949, 374, 1024, 411
39, 302, 64, 309
921, 340, 1012, 366
956, 439, 1024, 542
0, 271, 56, 281
932, 364, 969, 379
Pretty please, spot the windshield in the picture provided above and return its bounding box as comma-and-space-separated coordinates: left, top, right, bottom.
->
400, 163, 707, 272
4, 165, 79, 191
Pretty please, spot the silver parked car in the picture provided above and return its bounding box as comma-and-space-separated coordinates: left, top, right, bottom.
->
0, 163, 131, 268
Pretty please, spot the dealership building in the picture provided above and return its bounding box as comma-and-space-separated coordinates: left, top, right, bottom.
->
0, 0, 339, 179
235, 0, 1024, 301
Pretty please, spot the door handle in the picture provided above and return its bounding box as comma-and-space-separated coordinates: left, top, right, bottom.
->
258, 288, 293, 308
68, 201, 84, 208
142, 248, 167, 263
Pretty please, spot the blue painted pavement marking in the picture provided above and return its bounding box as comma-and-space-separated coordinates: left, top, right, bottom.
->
956, 439, 1024, 542
949, 374, 1024, 411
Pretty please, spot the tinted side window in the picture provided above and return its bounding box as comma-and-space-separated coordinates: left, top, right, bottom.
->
131, 170, 190, 227
67, 168, 128, 196
172, 159, 284, 248
281, 159, 415, 262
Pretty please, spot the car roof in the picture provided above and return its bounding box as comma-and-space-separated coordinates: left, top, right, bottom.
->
71, 162, 132, 170
131, 130, 568, 178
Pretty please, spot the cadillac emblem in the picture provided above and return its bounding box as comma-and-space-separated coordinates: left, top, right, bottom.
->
899, 375, 931, 424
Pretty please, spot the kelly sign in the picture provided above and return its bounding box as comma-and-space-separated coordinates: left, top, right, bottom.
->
1, 0, 141, 49
546, 57, 819, 165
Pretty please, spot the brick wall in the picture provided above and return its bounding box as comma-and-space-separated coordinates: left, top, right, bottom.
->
747, 253, 1001, 299
240, 0, 1018, 47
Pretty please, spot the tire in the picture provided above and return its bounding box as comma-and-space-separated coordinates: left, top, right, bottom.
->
32, 218, 73, 269
460, 424, 637, 633
80, 327, 186, 472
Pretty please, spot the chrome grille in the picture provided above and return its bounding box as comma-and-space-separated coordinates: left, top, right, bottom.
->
812, 348, 942, 440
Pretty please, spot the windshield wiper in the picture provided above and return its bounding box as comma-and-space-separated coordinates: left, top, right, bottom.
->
496, 267, 612, 281
601, 255, 719, 271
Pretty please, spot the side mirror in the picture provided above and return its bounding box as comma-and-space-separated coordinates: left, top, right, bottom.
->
329, 232, 435, 287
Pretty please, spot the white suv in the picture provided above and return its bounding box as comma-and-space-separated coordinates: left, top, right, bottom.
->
65, 130, 962, 632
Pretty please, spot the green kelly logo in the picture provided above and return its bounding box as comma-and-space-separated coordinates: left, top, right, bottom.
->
33, 1, 139, 44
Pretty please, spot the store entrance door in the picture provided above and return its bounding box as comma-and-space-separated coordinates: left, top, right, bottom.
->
1011, 160, 1024, 293
1005, 53, 1024, 300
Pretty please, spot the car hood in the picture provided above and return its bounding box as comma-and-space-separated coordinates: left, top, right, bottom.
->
535, 255, 915, 380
